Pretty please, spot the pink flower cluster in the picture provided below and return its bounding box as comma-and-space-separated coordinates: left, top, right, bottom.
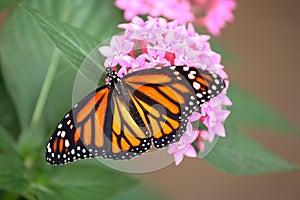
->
99, 17, 231, 165
115, 0, 236, 35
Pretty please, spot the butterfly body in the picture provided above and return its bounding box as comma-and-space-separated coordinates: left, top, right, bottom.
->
46, 66, 224, 165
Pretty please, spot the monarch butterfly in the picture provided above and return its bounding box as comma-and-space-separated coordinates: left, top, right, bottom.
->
46, 66, 225, 165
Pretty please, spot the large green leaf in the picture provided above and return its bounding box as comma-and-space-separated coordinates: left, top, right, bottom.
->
205, 123, 297, 175
23, 5, 100, 69
0, 71, 20, 135
1, 4, 52, 129
109, 184, 165, 200
36, 161, 138, 200
227, 85, 298, 133
0, 126, 18, 157
0, 0, 123, 131
1, 2, 136, 199
0, 0, 14, 12
0, 155, 27, 193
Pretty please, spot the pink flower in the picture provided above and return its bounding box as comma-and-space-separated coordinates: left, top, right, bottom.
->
99, 17, 231, 164
115, 0, 236, 35
168, 122, 198, 165
144, 47, 170, 66
201, 92, 231, 142
197, 130, 209, 151
98, 36, 134, 67
115, 0, 149, 20
194, 0, 237, 35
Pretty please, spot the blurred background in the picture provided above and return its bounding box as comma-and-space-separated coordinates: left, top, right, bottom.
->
138, 0, 300, 199
0, 0, 299, 200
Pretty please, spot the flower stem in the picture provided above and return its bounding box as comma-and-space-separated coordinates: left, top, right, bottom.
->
30, 49, 60, 129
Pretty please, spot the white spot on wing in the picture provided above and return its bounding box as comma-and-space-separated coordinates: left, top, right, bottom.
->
183, 66, 189, 71
61, 131, 66, 138
188, 74, 195, 79
65, 139, 70, 147
193, 82, 201, 90
196, 93, 203, 98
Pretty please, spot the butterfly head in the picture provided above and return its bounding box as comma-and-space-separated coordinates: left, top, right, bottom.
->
106, 68, 121, 89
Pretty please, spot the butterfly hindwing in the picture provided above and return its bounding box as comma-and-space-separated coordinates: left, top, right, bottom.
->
46, 86, 112, 165
103, 93, 152, 160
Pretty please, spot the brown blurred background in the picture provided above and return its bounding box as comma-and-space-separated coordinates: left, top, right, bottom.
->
139, 0, 300, 199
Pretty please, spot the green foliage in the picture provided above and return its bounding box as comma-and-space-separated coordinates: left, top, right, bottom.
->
0, 126, 19, 157
22, 5, 100, 69
205, 123, 297, 175
0, 0, 14, 12
0, 72, 20, 135
32, 161, 138, 200
0, 155, 27, 193
227, 85, 298, 133
0, 1, 138, 199
0, 0, 298, 199
109, 184, 166, 200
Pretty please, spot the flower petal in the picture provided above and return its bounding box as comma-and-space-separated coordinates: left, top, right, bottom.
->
188, 112, 201, 122
174, 152, 184, 165
99, 46, 113, 57
184, 145, 197, 158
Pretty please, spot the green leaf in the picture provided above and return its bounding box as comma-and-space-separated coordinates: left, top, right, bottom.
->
45, 161, 138, 200
17, 126, 44, 160
22, 4, 100, 69
109, 184, 165, 200
0, 174, 28, 193
227, 85, 298, 133
205, 123, 298, 175
0, 4, 55, 129
0, 155, 27, 193
0, 0, 14, 12
0, 72, 20, 135
0, 0, 123, 131
0, 126, 18, 157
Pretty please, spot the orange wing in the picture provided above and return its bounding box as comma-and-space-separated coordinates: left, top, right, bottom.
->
123, 66, 198, 148
123, 66, 224, 148
46, 86, 111, 165
103, 95, 151, 159
46, 66, 225, 165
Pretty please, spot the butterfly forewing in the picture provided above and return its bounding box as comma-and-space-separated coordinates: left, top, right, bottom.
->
173, 66, 225, 104
123, 66, 199, 147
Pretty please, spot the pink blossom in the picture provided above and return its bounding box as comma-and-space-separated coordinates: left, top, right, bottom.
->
201, 93, 231, 141
168, 122, 198, 165
144, 47, 170, 66
115, 0, 236, 35
197, 130, 209, 151
199, 0, 237, 35
99, 17, 231, 165
115, 0, 149, 20
98, 36, 134, 67
189, 112, 202, 122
